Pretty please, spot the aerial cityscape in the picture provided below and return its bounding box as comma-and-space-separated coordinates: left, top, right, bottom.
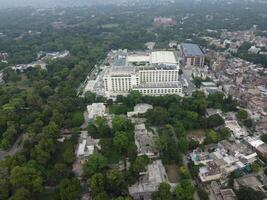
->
0, 0, 266, 200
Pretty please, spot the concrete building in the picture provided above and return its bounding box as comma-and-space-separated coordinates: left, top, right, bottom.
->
225, 120, 248, 139
181, 43, 205, 68
134, 123, 159, 158
210, 181, 237, 200
234, 174, 267, 194
129, 160, 168, 200
76, 131, 100, 160
127, 104, 153, 118
103, 50, 183, 97
87, 103, 106, 122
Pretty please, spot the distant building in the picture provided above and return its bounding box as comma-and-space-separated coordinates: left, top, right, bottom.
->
87, 103, 106, 122
153, 17, 176, 26
181, 43, 205, 67
248, 46, 261, 54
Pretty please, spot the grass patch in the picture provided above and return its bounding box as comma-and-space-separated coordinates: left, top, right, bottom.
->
109, 104, 132, 115
165, 165, 180, 183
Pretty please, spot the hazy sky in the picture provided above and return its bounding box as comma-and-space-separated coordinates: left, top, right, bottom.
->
0, 0, 126, 8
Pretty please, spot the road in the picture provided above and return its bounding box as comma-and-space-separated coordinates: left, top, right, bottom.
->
0, 134, 23, 161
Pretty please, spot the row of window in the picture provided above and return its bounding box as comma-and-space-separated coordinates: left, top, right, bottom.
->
136, 88, 182, 95
139, 71, 179, 83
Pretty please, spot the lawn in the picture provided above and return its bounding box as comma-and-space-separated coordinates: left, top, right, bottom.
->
165, 165, 180, 183
187, 129, 206, 143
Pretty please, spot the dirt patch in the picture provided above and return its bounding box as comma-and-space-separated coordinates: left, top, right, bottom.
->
187, 129, 206, 143
165, 165, 180, 183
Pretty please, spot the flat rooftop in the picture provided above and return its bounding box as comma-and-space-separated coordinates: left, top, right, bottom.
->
181, 43, 204, 56
150, 51, 178, 64
108, 66, 136, 76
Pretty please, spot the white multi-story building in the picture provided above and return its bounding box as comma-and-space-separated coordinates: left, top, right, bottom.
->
103, 50, 183, 97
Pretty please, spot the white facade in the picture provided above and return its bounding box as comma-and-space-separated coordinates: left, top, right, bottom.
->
103, 50, 183, 97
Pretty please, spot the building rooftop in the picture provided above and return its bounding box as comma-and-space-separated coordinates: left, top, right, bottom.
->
108, 66, 136, 76
134, 123, 158, 157
150, 51, 178, 64
129, 160, 168, 199
181, 43, 204, 56
87, 103, 106, 120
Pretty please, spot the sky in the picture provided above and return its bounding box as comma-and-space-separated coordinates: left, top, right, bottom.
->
0, 0, 126, 8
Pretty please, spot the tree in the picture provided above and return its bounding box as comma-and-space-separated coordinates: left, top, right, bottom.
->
112, 197, 132, 200
197, 187, 209, 200
146, 107, 169, 125
174, 121, 185, 138
261, 134, 267, 144
9, 188, 32, 200
95, 117, 111, 137
236, 187, 265, 200
219, 127, 231, 140
59, 178, 81, 200
127, 142, 137, 162
10, 166, 43, 193
106, 169, 127, 196
88, 173, 105, 195
152, 182, 172, 200
243, 118, 253, 128
131, 155, 149, 174
84, 91, 96, 104
112, 116, 134, 133
0, 179, 9, 200
94, 192, 109, 200
83, 154, 108, 177
205, 130, 218, 144
207, 114, 224, 128
175, 179, 195, 200
31, 138, 55, 164
177, 137, 189, 153
236, 109, 248, 121
179, 165, 190, 180
113, 132, 130, 155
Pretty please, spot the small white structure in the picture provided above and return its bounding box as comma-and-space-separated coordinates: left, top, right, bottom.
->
248, 46, 261, 54
87, 103, 106, 121
127, 104, 153, 117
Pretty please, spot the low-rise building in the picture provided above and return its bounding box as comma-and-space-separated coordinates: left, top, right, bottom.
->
210, 181, 237, 200
87, 103, 106, 122
199, 161, 222, 182
129, 160, 168, 200
76, 131, 100, 160
225, 120, 248, 139
134, 123, 158, 158
234, 174, 267, 194
127, 104, 153, 118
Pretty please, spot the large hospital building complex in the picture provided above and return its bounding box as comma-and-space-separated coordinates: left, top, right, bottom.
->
103, 50, 183, 97
85, 43, 204, 98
